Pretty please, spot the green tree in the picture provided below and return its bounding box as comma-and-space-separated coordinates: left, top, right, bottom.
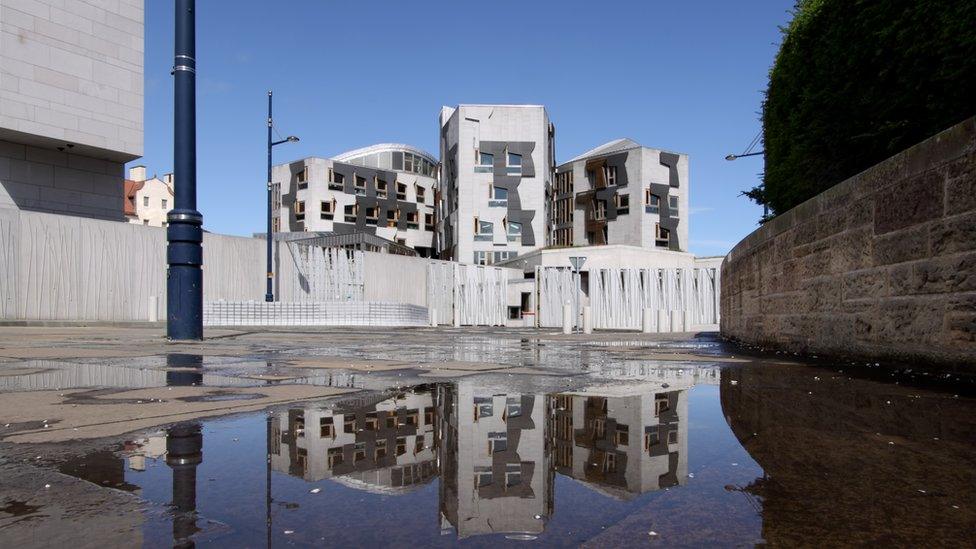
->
760, 0, 976, 214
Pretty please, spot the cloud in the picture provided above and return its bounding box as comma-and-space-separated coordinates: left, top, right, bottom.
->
688, 206, 714, 216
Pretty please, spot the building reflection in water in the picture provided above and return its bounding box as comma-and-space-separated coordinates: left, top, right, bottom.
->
269, 379, 690, 540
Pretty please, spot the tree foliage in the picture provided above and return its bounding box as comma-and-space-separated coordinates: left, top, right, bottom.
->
762, 0, 976, 214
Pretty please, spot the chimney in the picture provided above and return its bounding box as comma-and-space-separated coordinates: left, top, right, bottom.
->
163, 173, 174, 188
129, 165, 147, 182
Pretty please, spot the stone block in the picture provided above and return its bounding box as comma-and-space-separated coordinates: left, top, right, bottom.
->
910, 253, 976, 295
842, 269, 887, 301
929, 211, 976, 256
846, 197, 874, 230
873, 170, 944, 234
872, 224, 929, 266
877, 297, 943, 345
944, 155, 976, 216
945, 312, 976, 345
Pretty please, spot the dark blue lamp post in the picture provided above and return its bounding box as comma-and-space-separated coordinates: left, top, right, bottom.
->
166, 0, 203, 340
265, 91, 299, 302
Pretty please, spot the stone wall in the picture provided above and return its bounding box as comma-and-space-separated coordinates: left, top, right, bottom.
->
721, 117, 976, 366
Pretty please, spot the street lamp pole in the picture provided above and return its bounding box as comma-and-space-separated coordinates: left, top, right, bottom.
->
725, 149, 768, 218
265, 91, 299, 302
166, 0, 203, 340
265, 91, 274, 302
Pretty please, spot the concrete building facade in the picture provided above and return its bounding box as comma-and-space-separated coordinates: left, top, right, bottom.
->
438, 105, 555, 265
123, 165, 173, 227
273, 143, 438, 257
0, 0, 143, 220
551, 139, 688, 251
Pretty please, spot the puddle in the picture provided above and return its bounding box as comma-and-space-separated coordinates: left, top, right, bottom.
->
1, 336, 975, 546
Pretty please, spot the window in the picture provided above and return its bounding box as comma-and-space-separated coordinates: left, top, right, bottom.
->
404, 152, 414, 173
397, 182, 407, 200
493, 251, 514, 263
296, 166, 308, 183
507, 221, 522, 236
646, 191, 660, 214
344, 204, 357, 223
354, 441, 366, 462
416, 185, 426, 203
327, 447, 343, 468
295, 201, 305, 221
161, 199, 168, 209
474, 251, 489, 265
669, 195, 679, 216
376, 179, 388, 198
506, 397, 522, 418
667, 429, 678, 444
320, 417, 334, 438
605, 166, 617, 186
424, 406, 434, 425
655, 223, 670, 248
478, 220, 493, 235
474, 397, 493, 418
615, 424, 629, 446
387, 208, 398, 227
655, 393, 671, 416
492, 186, 508, 201
344, 416, 355, 433
406, 211, 419, 229
355, 175, 367, 196
593, 200, 607, 220
365, 412, 379, 431
396, 436, 407, 456
143, 196, 149, 207
488, 432, 508, 453
505, 463, 522, 487
475, 466, 493, 488
506, 152, 522, 174
143, 219, 149, 225
645, 429, 660, 450
605, 452, 618, 473
320, 200, 334, 220
476, 151, 493, 173
294, 415, 306, 438
375, 439, 387, 460
424, 213, 434, 231
615, 194, 629, 215
365, 207, 378, 224
329, 169, 344, 190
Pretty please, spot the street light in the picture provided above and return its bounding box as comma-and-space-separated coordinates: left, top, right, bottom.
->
725, 151, 769, 219
265, 90, 299, 302
725, 151, 764, 161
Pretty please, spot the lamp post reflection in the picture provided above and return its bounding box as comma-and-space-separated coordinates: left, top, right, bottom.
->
166, 422, 202, 548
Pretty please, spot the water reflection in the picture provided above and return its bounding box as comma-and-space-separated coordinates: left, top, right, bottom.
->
269, 380, 690, 540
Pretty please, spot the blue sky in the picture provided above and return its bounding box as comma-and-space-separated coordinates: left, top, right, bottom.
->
136, 0, 794, 255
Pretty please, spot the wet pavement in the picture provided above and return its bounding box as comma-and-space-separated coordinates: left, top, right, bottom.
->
0, 327, 974, 547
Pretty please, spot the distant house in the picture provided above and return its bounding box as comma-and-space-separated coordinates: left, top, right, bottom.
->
124, 166, 174, 227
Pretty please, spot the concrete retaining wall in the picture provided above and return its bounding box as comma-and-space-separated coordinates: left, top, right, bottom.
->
0, 208, 270, 321
721, 117, 976, 366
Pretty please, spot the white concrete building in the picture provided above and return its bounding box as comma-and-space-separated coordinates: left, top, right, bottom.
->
550, 382, 689, 500
273, 144, 438, 256
438, 105, 555, 265
438, 381, 551, 539
0, 0, 143, 220
551, 138, 689, 251
270, 390, 437, 490
124, 165, 173, 227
